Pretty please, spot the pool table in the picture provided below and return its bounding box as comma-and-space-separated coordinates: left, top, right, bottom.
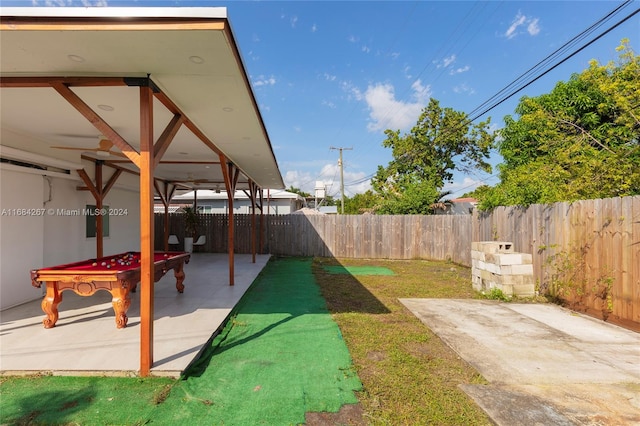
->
30, 251, 190, 329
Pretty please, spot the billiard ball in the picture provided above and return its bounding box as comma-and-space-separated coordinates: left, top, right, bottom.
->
92, 262, 97, 266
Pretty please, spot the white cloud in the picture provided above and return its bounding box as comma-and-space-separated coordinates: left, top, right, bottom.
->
252, 75, 276, 87
434, 54, 457, 69
453, 83, 476, 95
283, 170, 313, 192
284, 162, 372, 196
322, 100, 337, 109
450, 65, 470, 75
311, 23, 318, 33
443, 54, 456, 67
322, 163, 372, 196
505, 13, 526, 39
290, 16, 298, 28
362, 45, 371, 53
527, 18, 540, 36
410, 80, 431, 103
360, 80, 431, 132
505, 12, 540, 39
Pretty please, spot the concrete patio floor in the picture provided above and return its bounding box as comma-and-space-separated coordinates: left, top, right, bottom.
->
401, 299, 640, 426
0, 253, 270, 378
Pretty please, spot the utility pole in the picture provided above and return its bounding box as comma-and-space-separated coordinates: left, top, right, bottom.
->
329, 146, 352, 214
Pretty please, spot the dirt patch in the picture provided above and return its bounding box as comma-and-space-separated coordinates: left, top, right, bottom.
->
365, 350, 386, 362
305, 403, 367, 426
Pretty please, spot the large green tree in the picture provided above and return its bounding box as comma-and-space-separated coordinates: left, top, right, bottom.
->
343, 190, 379, 214
372, 98, 495, 214
479, 40, 640, 210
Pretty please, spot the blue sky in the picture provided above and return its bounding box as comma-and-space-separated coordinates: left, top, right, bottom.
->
20, 1, 640, 198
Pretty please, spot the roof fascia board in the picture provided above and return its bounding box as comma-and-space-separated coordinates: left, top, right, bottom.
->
0, 7, 228, 20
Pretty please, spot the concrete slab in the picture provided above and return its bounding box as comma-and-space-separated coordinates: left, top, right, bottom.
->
0, 253, 270, 377
400, 299, 640, 426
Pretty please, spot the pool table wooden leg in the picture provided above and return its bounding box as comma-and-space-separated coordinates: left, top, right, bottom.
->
111, 286, 131, 328
174, 262, 185, 293
41, 282, 62, 328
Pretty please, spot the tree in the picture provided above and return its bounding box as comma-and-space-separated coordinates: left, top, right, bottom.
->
287, 186, 311, 198
372, 98, 495, 214
343, 190, 380, 214
479, 40, 640, 210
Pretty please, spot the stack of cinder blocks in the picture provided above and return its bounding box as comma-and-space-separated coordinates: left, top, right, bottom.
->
471, 241, 535, 297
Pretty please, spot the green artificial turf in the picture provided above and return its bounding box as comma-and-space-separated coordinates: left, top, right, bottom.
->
0, 257, 361, 425
0, 375, 173, 425
149, 256, 362, 424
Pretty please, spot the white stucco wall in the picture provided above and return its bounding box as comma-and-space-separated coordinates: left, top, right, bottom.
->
0, 167, 45, 309
0, 163, 142, 310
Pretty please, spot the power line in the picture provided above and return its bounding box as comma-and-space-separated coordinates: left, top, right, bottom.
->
471, 2, 639, 122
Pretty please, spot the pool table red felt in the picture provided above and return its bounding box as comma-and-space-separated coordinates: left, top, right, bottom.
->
31, 251, 190, 329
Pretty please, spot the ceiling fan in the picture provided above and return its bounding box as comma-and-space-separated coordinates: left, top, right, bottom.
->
174, 173, 211, 186
51, 136, 127, 158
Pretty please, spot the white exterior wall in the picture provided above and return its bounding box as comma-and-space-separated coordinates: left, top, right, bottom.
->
0, 163, 141, 310
0, 167, 45, 309
197, 199, 296, 215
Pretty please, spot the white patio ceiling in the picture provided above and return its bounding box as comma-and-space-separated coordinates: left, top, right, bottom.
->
0, 7, 284, 191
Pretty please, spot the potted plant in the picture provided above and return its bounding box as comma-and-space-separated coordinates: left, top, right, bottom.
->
182, 206, 199, 252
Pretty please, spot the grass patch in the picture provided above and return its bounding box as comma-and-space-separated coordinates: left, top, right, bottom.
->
2, 257, 492, 425
313, 257, 491, 425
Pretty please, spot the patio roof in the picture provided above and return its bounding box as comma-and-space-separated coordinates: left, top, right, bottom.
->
0, 6, 283, 376
0, 7, 284, 191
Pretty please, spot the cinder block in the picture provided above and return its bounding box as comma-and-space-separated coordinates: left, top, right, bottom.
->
498, 274, 531, 286
471, 250, 485, 261
485, 262, 501, 274
495, 253, 528, 266
497, 284, 514, 296
472, 241, 514, 254
513, 283, 535, 297
480, 270, 494, 281
509, 264, 534, 275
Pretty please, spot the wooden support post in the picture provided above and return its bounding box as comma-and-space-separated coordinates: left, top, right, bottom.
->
248, 181, 258, 264
95, 161, 104, 259
154, 180, 171, 252
221, 158, 239, 286
76, 162, 123, 260
139, 85, 155, 377
164, 203, 170, 252
258, 189, 264, 255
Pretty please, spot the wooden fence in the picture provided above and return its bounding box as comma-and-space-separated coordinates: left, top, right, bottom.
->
473, 196, 640, 330
155, 195, 639, 330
